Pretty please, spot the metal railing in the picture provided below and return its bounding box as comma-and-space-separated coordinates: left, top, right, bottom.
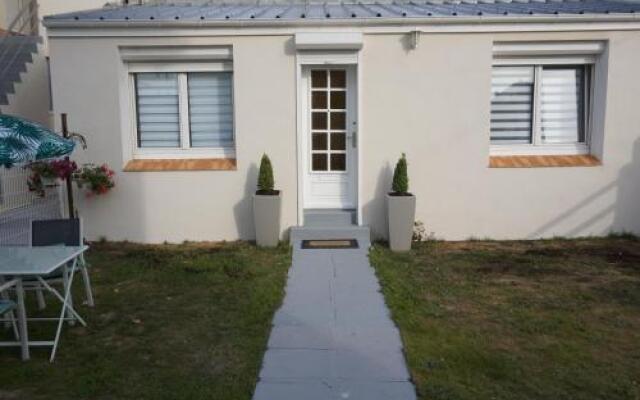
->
0, 0, 40, 87
0, 0, 38, 37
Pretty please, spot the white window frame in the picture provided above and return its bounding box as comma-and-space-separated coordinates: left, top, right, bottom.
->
490, 42, 603, 157
127, 61, 235, 160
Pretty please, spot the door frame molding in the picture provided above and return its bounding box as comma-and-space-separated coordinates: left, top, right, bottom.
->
295, 50, 362, 226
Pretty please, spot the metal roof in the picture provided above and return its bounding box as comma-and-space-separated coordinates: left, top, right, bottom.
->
44, 1, 640, 24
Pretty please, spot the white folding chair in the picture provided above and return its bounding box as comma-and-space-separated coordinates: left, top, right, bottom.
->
22, 219, 94, 312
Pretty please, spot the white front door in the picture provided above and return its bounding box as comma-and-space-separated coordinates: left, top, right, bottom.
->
302, 66, 357, 209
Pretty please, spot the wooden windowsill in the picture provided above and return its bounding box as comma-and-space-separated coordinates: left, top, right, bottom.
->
124, 158, 236, 172
489, 155, 601, 168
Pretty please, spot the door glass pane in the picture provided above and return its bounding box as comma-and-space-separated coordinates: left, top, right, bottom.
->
330, 91, 346, 109
540, 66, 586, 144
312, 91, 327, 109
309, 69, 350, 174
330, 154, 346, 171
311, 70, 327, 88
330, 112, 346, 130
330, 133, 346, 150
312, 133, 328, 150
312, 154, 328, 171
312, 112, 327, 130
490, 66, 534, 145
135, 72, 180, 148
330, 70, 346, 88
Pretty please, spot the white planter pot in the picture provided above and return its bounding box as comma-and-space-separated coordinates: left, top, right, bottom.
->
253, 192, 282, 247
41, 177, 58, 188
387, 194, 416, 252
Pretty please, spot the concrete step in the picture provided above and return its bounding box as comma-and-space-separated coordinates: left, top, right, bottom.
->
0, 35, 41, 44
0, 52, 35, 67
0, 75, 21, 88
0, 35, 40, 106
0, 44, 38, 59
304, 209, 356, 228
290, 225, 371, 248
0, 65, 30, 78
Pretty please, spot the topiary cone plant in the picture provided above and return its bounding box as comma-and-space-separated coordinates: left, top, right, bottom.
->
391, 153, 410, 196
387, 153, 416, 251
253, 153, 281, 247
256, 154, 278, 195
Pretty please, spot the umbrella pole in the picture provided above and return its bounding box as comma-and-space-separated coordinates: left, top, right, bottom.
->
61, 113, 75, 219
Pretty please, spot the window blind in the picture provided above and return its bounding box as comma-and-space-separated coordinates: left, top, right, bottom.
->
188, 72, 234, 148
490, 66, 534, 145
135, 73, 180, 148
540, 66, 585, 144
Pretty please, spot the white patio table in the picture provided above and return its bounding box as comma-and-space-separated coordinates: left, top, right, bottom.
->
0, 245, 89, 362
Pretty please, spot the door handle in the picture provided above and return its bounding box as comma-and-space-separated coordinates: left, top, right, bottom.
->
351, 130, 357, 148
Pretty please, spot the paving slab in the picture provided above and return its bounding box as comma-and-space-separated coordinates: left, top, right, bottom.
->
259, 349, 333, 380
333, 326, 404, 352
253, 381, 334, 400
335, 381, 417, 400
335, 349, 410, 380
254, 227, 416, 400
268, 325, 333, 350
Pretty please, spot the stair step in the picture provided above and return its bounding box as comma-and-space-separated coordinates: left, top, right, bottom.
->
303, 209, 356, 228
0, 45, 38, 56
0, 52, 35, 65
0, 35, 41, 44
0, 35, 41, 106
0, 65, 28, 76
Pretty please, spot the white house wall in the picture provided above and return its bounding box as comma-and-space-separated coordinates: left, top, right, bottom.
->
48, 29, 640, 242
362, 31, 640, 240
49, 36, 297, 243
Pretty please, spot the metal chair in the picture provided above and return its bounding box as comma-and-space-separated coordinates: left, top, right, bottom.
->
24, 219, 94, 310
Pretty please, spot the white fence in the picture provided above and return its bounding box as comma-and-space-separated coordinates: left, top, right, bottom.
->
0, 166, 62, 245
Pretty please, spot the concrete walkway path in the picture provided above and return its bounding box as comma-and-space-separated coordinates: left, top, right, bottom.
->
253, 228, 416, 400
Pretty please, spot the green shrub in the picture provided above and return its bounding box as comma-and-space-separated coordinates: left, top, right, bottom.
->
391, 153, 409, 195
257, 154, 275, 193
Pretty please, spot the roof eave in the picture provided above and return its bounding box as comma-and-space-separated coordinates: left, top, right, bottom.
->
42, 13, 640, 30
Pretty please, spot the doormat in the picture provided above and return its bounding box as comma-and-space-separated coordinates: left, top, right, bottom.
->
301, 239, 359, 249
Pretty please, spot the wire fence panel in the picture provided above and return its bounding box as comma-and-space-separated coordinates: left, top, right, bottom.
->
0, 166, 62, 246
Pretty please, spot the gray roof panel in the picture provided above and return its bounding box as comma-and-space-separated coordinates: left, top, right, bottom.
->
44, 1, 640, 24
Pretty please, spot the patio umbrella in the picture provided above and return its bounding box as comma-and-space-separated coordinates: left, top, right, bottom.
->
0, 114, 75, 168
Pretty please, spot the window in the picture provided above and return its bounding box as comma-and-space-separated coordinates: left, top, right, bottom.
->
133, 71, 234, 154
491, 64, 591, 154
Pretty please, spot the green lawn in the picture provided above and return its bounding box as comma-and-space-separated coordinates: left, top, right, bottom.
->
371, 238, 640, 400
1, 242, 291, 400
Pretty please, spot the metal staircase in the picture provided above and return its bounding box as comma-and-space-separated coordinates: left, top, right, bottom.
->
0, 0, 41, 107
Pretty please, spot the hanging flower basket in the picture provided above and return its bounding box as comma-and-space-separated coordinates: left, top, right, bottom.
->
26, 160, 78, 197
26, 159, 115, 199
74, 163, 115, 197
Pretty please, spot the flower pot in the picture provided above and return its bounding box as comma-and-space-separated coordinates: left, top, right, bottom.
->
253, 192, 281, 247
387, 193, 416, 252
41, 177, 58, 188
